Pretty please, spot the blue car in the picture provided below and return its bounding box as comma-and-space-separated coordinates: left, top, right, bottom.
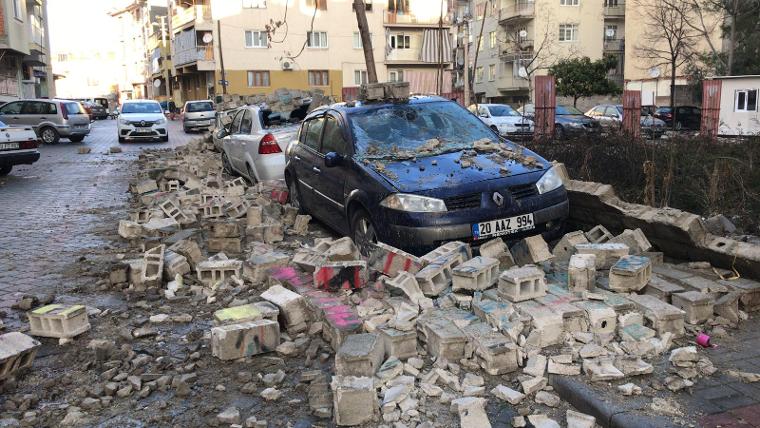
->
284, 96, 569, 255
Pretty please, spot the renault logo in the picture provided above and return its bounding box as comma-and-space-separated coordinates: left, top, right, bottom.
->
140, 121, 146, 127
492, 191, 504, 207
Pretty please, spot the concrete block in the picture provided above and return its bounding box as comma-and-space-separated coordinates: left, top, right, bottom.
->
325, 237, 362, 262
141, 244, 165, 284
291, 250, 326, 273
246, 224, 284, 243
714, 292, 740, 323
574, 301, 616, 336
335, 333, 385, 376
225, 199, 250, 219
243, 251, 290, 283
159, 198, 191, 224
609, 228, 652, 254
568, 254, 596, 292
498, 265, 546, 302
574, 243, 629, 269
0, 332, 40, 380
293, 214, 311, 235
163, 250, 190, 279
536, 294, 588, 333
718, 277, 760, 312
671, 291, 714, 324
478, 238, 515, 270
514, 300, 564, 347
202, 201, 225, 219
608, 255, 652, 292
419, 317, 467, 360
331, 376, 377, 426
644, 275, 684, 302
211, 319, 280, 360
314, 261, 368, 291
452, 256, 499, 291
253, 301, 280, 321
208, 237, 242, 254
619, 323, 656, 342
511, 235, 553, 265
207, 220, 241, 238
420, 241, 471, 266
415, 254, 458, 297
368, 242, 423, 276
643, 251, 664, 265
213, 303, 262, 325
462, 322, 519, 375
133, 179, 158, 195
196, 254, 243, 286
260, 285, 308, 333
552, 230, 589, 261
583, 357, 624, 381
118, 220, 142, 239
627, 293, 686, 338
385, 271, 427, 306
471, 298, 516, 335
246, 206, 263, 226
584, 225, 613, 243
450, 397, 491, 428
520, 376, 548, 394
27, 304, 90, 338
168, 239, 203, 267
378, 327, 418, 360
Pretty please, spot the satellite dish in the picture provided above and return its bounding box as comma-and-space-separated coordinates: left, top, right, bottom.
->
605, 28, 615, 38
518, 66, 528, 78
519, 30, 528, 38
202, 33, 213, 44
648, 67, 661, 78
152, 79, 161, 88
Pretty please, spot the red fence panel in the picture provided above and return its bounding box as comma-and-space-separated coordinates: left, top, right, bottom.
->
622, 90, 641, 138
701, 80, 721, 139
441, 90, 465, 106
342, 87, 360, 102
534, 76, 556, 140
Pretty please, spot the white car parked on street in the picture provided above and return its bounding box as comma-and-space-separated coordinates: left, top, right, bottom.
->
469, 103, 534, 139
221, 105, 299, 183
0, 120, 40, 176
117, 99, 169, 143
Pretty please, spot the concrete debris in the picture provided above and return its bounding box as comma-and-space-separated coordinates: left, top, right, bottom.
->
727, 369, 760, 383
527, 414, 561, 428
618, 382, 643, 395
26, 304, 90, 339
450, 397, 491, 428
566, 410, 596, 428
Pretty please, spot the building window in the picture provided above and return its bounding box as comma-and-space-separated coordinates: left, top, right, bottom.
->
12, 0, 22, 20
57, 54, 68, 62
560, 0, 579, 5
306, 0, 327, 10
390, 34, 410, 49
604, 0, 619, 6
247, 71, 270, 87
559, 24, 578, 42
475, 66, 484, 83
309, 70, 329, 86
242, 0, 267, 8
388, 0, 408, 13
245, 31, 268, 48
488, 64, 496, 81
353, 32, 372, 49
389, 70, 404, 82
735, 89, 758, 112
605, 24, 617, 40
307, 31, 328, 48
354, 70, 368, 85
489, 31, 496, 49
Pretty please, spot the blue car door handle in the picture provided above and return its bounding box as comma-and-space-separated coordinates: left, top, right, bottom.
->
312, 166, 321, 173
293, 155, 301, 161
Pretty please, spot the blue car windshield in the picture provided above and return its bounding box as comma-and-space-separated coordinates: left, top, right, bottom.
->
348, 101, 499, 160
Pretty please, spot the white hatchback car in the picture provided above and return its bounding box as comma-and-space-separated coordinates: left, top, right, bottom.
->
117, 99, 168, 143
469, 103, 534, 139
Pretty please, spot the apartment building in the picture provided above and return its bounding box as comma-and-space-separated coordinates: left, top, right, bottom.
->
470, 0, 622, 104
0, 0, 53, 102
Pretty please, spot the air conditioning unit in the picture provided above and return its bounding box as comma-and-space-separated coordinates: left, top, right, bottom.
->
281, 61, 292, 71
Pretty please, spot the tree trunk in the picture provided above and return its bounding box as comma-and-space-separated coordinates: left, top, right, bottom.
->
670, 58, 677, 130
727, 0, 737, 75
471, 0, 488, 109
353, 0, 377, 83
573, 96, 578, 108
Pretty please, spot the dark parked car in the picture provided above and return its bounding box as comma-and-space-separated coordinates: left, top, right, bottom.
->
585, 104, 667, 138
518, 104, 600, 139
284, 96, 569, 255
654, 106, 701, 130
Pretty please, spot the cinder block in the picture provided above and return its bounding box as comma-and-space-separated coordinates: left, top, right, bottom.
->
324, 237, 362, 262
671, 291, 714, 324
207, 237, 242, 254
608, 256, 652, 292
163, 250, 190, 279
498, 265, 546, 302
213, 303, 262, 325
627, 294, 686, 338
0, 332, 40, 380
168, 239, 203, 267
260, 285, 308, 333
27, 304, 91, 338
335, 333, 385, 377
585, 225, 613, 243
420, 241, 471, 266
141, 244, 165, 284
511, 235, 553, 265
385, 271, 427, 305
246, 224, 284, 243
415, 254, 458, 296
253, 301, 280, 321
644, 275, 684, 302
207, 220, 241, 238
609, 228, 652, 254
552, 231, 589, 261
293, 214, 311, 235
322, 304, 363, 351
292, 250, 327, 273
331, 376, 377, 426
211, 319, 280, 360
133, 179, 158, 195
574, 301, 617, 336
568, 254, 596, 292
243, 251, 290, 283
514, 300, 564, 347
462, 322, 519, 375
202, 201, 225, 219
159, 198, 191, 224
118, 220, 142, 239
246, 206, 263, 227
195, 254, 243, 286
536, 294, 588, 333
225, 199, 250, 219
368, 242, 423, 276
452, 256, 499, 291
314, 261, 368, 291
419, 316, 467, 360
478, 238, 515, 270
574, 243, 629, 269
378, 327, 417, 360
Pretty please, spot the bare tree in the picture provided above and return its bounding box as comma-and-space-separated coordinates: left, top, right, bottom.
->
635, 0, 699, 124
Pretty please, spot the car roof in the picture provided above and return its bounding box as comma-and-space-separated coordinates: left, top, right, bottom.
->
304, 95, 452, 120
185, 100, 213, 104
123, 99, 159, 104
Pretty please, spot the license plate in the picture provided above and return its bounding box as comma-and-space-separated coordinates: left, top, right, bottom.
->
472, 213, 535, 240
0, 143, 19, 150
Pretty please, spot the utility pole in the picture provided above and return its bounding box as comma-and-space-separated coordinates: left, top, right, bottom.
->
463, 21, 470, 106
217, 18, 227, 95
353, 0, 377, 83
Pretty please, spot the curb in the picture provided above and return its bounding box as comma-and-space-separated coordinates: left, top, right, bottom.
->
550, 375, 679, 428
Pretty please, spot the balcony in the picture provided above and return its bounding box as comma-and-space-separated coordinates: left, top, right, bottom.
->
603, 38, 625, 52
497, 73, 530, 92
171, 4, 212, 33
498, 42, 533, 61
384, 11, 451, 27
174, 45, 215, 71
498, 1, 534, 23
603, 1, 625, 17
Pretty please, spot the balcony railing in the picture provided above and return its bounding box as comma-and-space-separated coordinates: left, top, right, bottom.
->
603, 1, 625, 17
498, 42, 534, 60
384, 10, 451, 26
171, 5, 211, 30
174, 45, 214, 67
499, 1, 534, 22
603, 38, 625, 52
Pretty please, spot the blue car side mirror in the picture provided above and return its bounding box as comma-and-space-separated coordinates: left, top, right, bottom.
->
324, 152, 343, 168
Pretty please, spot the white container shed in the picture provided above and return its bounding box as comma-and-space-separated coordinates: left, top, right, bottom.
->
710, 75, 760, 136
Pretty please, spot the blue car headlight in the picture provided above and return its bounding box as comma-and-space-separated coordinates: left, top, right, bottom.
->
380, 193, 448, 213
536, 167, 563, 194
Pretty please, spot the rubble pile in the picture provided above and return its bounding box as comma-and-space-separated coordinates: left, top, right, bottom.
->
4, 137, 760, 426
217, 88, 331, 117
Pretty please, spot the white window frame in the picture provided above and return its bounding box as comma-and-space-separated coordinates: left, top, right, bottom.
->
244, 30, 268, 48
476, 66, 484, 83
488, 31, 496, 49
242, 0, 267, 8
559, 24, 578, 42
308, 70, 329, 86
488, 64, 496, 81
307, 31, 328, 48
605, 24, 617, 40
354, 70, 368, 86
389, 70, 404, 82
12, 0, 22, 21
560, 0, 579, 5
247, 70, 270, 87
353, 32, 372, 49
735, 89, 758, 112
390, 33, 410, 49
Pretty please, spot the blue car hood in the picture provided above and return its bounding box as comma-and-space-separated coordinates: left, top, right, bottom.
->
366, 145, 550, 193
